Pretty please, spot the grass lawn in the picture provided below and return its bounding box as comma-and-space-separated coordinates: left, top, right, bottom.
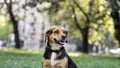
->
0, 48, 120, 68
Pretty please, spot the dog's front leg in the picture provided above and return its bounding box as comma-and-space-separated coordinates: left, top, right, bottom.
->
42, 59, 52, 68
54, 63, 67, 68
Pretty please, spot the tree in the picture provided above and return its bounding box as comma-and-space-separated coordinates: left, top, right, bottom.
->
71, 0, 94, 53
107, 0, 120, 47
42, 0, 109, 53
71, 0, 109, 53
4, 0, 21, 48
1, 0, 51, 49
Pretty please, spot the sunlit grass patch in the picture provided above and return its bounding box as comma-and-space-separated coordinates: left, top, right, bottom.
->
0, 48, 87, 57
68, 52, 88, 57
0, 48, 43, 55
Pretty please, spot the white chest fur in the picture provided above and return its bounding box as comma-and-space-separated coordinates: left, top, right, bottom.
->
50, 45, 63, 68
50, 52, 57, 68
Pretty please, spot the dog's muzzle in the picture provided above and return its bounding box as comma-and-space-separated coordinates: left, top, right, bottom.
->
54, 35, 67, 45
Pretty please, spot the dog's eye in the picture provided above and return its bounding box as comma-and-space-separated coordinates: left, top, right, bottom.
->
54, 31, 59, 33
64, 31, 68, 34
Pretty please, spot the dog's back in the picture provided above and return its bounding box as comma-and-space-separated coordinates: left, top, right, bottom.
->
67, 55, 77, 68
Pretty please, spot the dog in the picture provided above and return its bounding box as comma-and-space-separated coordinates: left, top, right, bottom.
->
42, 25, 77, 68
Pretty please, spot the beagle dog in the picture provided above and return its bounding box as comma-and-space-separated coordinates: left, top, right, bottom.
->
42, 25, 77, 68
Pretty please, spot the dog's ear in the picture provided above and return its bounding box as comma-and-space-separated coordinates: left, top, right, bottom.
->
45, 28, 53, 43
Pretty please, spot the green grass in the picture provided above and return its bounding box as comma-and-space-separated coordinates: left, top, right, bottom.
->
0, 48, 120, 68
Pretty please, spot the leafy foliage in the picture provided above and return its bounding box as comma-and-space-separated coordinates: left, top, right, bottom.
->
49, 0, 114, 46
0, 0, 117, 48
0, 15, 9, 39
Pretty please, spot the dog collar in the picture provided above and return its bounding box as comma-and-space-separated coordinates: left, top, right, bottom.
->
46, 46, 64, 53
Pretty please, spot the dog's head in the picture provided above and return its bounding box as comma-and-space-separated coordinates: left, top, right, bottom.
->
45, 26, 68, 47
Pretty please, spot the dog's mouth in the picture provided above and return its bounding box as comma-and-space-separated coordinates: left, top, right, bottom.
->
54, 38, 65, 45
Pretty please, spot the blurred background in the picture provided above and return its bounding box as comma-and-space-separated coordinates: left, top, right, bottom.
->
0, 0, 120, 67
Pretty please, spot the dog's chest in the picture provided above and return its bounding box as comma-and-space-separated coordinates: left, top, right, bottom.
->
50, 52, 57, 67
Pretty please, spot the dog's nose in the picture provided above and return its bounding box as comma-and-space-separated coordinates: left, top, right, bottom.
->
62, 35, 66, 40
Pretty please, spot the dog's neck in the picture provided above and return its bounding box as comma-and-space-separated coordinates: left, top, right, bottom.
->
47, 42, 63, 50
44, 43, 66, 60
51, 44, 63, 50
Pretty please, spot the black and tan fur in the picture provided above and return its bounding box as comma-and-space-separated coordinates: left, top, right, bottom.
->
42, 26, 77, 68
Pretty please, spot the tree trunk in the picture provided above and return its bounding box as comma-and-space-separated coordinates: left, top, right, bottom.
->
111, 11, 120, 47
12, 21, 21, 48
82, 27, 89, 53
7, 0, 21, 48
108, 0, 120, 47
71, 4, 90, 53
